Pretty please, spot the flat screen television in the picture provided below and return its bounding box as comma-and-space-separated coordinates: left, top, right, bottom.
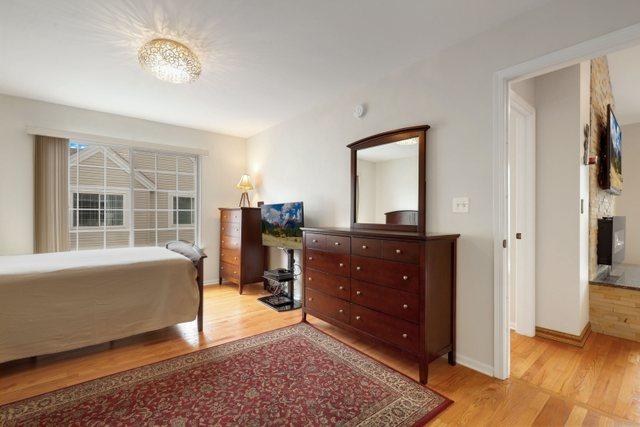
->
261, 202, 304, 250
600, 104, 623, 195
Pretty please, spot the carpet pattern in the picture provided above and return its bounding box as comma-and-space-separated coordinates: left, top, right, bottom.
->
0, 323, 451, 426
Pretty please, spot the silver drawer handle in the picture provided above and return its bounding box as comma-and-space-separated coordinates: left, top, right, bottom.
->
221, 240, 225, 244
221, 227, 225, 230
356, 290, 361, 296
396, 249, 402, 254
334, 242, 340, 246
338, 285, 344, 290
308, 297, 313, 301
362, 245, 367, 249
221, 266, 224, 270
339, 309, 344, 313
402, 333, 408, 339
233, 271, 237, 274
402, 275, 408, 280
308, 257, 313, 260
339, 262, 344, 267
356, 266, 361, 271
312, 239, 318, 243
355, 315, 361, 320
308, 277, 312, 281
234, 257, 238, 260
403, 304, 409, 309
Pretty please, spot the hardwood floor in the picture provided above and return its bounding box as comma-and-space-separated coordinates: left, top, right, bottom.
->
1, 283, 639, 426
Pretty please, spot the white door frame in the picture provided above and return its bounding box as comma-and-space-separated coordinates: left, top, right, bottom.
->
508, 90, 536, 337
492, 23, 640, 380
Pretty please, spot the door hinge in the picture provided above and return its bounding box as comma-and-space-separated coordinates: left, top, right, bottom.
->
516, 232, 522, 240
502, 239, 507, 248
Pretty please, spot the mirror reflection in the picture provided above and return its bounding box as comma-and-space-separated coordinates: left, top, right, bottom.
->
356, 137, 419, 225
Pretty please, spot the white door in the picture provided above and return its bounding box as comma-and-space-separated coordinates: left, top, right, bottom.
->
508, 90, 536, 337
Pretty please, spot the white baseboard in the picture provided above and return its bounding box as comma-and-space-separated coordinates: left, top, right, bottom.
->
202, 280, 219, 286
454, 353, 494, 377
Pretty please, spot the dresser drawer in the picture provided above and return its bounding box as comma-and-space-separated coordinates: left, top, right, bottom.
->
220, 248, 241, 265
306, 249, 350, 277
324, 235, 350, 254
350, 304, 419, 354
305, 268, 350, 300
305, 233, 326, 251
351, 237, 382, 258
306, 288, 350, 323
221, 222, 241, 237
220, 209, 242, 223
351, 255, 419, 293
220, 261, 240, 281
220, 236, 240, 250
350, 279, 419, 323
382, 240, 421, 264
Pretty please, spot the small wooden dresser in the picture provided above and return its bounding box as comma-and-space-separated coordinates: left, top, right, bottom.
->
301, 227, 458, 383
218, 207, 264, 293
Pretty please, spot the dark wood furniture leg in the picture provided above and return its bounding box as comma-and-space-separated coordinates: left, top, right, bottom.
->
419, 356, 428, 384
196, 257, 206, 332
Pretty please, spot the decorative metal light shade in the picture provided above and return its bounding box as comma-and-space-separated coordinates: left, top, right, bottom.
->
138, 38, 201, 84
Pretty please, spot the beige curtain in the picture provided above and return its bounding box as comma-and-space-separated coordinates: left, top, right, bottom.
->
34, 136, 69, 253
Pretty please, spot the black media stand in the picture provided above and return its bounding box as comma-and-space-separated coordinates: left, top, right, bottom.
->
258, 248, 301, 312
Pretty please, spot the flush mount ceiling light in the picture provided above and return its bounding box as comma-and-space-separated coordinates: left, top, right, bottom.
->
138, 38, 201, 84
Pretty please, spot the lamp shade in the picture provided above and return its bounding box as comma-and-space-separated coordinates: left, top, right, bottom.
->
236, 174, 254, 191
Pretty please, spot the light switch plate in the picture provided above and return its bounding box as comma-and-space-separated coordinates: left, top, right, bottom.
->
453, 197, 469, 213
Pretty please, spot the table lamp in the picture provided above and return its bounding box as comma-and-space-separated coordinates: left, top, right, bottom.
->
236, 174, 253, 207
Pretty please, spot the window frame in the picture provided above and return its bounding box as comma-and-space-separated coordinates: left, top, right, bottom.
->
70, 190, 130, 231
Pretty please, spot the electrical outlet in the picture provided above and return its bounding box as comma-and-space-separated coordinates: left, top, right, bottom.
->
452, 197, 469, 213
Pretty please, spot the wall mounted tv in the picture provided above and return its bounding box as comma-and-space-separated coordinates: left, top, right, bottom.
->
261, 202, 304, 250
600, 104, 623, 195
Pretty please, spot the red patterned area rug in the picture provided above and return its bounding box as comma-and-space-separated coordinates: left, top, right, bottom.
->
0, 323, 451, 426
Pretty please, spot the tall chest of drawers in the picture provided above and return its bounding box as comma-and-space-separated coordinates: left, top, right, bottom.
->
301, 227, 459, 384
218, 207, 264, 294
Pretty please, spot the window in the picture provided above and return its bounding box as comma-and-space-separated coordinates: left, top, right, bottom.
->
171, 196, 195, 226
68, 141, 199, 250
72, 193, 125, 227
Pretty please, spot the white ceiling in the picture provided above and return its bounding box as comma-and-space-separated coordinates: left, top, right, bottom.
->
609, 44, 640, 126
358, 139, 418, 162
0, 0, 547, 138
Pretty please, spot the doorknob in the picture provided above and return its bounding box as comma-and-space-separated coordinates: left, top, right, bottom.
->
516, 233, 522, 240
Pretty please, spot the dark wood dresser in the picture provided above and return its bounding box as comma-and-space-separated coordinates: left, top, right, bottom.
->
301, 227, 458, 383
218, 207, 264, 293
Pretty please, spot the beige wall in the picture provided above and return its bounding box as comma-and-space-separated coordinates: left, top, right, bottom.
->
246, 0, 640, 371
0, 94, 246, 283
616, 123, 640, 264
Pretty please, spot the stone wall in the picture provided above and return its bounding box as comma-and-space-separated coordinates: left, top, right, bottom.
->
591, 284, 640, 342
589, 57, 616, 278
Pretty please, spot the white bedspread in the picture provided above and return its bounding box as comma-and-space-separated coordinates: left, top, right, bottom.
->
0, 247, 198, 363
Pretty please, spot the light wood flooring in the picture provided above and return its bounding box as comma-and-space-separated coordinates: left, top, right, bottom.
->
1, 284, 639, 426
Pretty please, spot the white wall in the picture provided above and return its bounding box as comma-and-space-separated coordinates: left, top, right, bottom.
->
357, 157, 419, 223
246, 0, 640, 370
533, 64, 590, 336
0, 94, 246, 283
616, 123, 640, 264
374, 157, 419, 223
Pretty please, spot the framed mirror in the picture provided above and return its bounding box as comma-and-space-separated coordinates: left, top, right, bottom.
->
348, 125, 428, 234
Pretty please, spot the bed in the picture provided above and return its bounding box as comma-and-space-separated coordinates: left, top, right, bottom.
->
0, 246, 203, 364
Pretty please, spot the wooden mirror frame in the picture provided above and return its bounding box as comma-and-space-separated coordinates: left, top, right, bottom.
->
348, 125, 429, 234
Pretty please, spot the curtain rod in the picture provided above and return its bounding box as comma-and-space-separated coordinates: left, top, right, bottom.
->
25, 126, 209, 157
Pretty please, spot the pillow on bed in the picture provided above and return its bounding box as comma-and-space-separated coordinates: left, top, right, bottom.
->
166, 241, 205, 264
